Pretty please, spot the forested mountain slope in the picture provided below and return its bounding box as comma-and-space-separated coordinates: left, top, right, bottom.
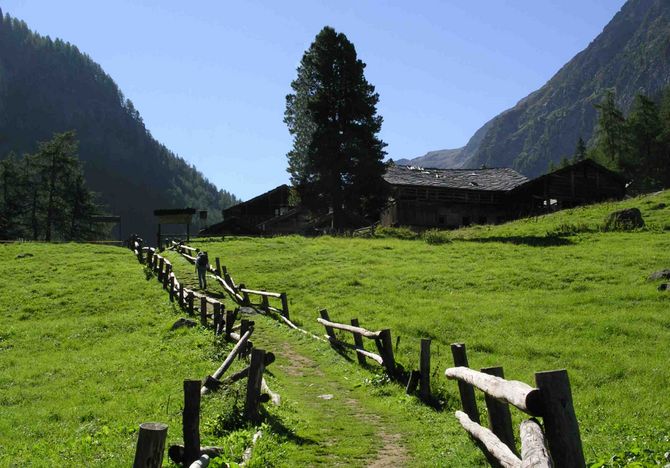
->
0, 10, 239, 239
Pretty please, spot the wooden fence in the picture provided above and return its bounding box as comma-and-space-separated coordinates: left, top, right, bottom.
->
128, 239, 280, 468
445, 343, 584, 467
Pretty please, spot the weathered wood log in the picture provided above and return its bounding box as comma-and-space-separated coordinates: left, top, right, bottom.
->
183, 380, 201, 466
261, 378, 281, 405
215, 275, 243, 303
350, 318, 367, 365
201, 328, 254, 396
520, 419, 553, 468
280, 292, 289, 318
169, 275, 175, 302
450, 343, 481, 424
204, 352, 275, 392
241, 430, 263, 466
167, 445, 223, 465
419, 338, 431, 401
481, 366, 517, 456
376, 329, 396, 379
132, 422, 168, 468
244, 349, 266, 423
240, 288, 281, 298
405, 370, 420, 395
319, 309, 337, 341
188, 454, 210, 468
213, 303, 223, 336
200, 297, 207, 327
455, 411, 522, 468
445, 366, 542, 416
534, 370, 584, 467
324, 335, 384, 365
317, 317, 381, 339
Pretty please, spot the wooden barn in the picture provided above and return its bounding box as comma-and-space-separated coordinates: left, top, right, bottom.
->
381, 159, 627, 229
509, 159, 627, 215
381, 165, 529, 228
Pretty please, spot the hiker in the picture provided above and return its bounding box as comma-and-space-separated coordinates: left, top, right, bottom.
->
195, 251, 209, 289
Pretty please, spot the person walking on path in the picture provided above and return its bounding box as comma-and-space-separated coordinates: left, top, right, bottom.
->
195, 251, 209, 289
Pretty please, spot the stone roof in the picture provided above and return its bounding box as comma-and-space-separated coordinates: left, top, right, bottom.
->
384, 165, 528, 192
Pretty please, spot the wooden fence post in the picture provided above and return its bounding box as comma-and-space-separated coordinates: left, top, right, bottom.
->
319, 309, 337, 341
169, 276, 175, 302
481, 366, 516, 455
187, 292, 194, 316
213, 302, 222, 336
157, 258, 164, 282
450, 343, 480, 424
280, 293, 289, 319
163, 265, 171, 290
225, 309, 236, 338
261, 295, 269, 312
146, 249, 154, 267
179, 284, 184, 307
376, 329, 396, 379
132, 422, 168, 468
215, 257, 222, 277
535, 369, 585, 467
244, 349, 266, 423
350, 318, 366, 365
406, 370, 420, 395
419, 338, 431, 401
200, 297, 207, 327
240, 283, 250, 305
240, 320, 253, 358
182, 380, 201, 467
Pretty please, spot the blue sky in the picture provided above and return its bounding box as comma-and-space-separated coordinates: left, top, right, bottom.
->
2, 0, 626, 200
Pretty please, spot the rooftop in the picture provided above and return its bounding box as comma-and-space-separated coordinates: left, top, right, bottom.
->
384, 165, 528, 192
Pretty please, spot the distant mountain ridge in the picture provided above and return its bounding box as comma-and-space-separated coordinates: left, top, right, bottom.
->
401, 0, 670, 175
0, 9, 239, 240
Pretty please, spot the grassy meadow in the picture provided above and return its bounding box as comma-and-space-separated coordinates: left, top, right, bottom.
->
179, 190, 670, 465
1, 190, 669, 466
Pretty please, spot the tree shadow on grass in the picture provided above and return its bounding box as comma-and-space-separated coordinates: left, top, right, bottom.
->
262, 411, 317, 447
458, 235, 574, 247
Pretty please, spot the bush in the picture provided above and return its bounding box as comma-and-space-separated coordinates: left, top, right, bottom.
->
374, 226, 418, 240
546, 222, 593, 237
422, 229, 451, 245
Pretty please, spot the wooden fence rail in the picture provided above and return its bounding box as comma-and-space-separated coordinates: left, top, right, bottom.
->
445, 342, 583, 468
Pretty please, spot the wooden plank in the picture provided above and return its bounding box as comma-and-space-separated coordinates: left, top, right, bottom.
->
450, 343, 481, 424
183, 380, 201, 466
419, 338, 431, 401
317, 317, 381, 339
244, 349, 266, 423
455, 411, 521, 468
201, 328, 253, 395
520, 419, 553, 468
350, 318, 367, 365
239, 288, 282, 298
445, 366, 542, 416
534, 370, 584, 467
132, 422, 168, 468
482, 366, 517, 455
319, 309, 337, 341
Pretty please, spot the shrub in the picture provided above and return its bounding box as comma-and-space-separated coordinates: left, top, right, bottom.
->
546, 222, 593, 237
422, 229, 451, 245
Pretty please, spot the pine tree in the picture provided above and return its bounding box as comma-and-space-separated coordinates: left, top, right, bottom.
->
573, 136, 587, 162
593, 90, 628, 168
284, 26, 388, 230
626, 94, 661, 191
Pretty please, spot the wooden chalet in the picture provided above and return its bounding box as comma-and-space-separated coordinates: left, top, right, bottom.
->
381, 165, 529, 228
381, 159, 626, 229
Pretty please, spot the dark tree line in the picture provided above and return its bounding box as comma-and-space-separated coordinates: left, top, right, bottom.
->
554, 88, 670, 194
0, 131, 102, 240
0, 10, 240, 240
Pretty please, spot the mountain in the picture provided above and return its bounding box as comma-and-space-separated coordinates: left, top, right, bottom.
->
403, 0, 670, 175
0, 10, 240, 240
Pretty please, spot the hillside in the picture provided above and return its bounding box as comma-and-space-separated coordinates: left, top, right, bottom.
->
404, 0, 670, 174
0, 10, 239, 240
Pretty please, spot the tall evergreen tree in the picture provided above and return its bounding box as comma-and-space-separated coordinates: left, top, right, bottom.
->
573, 136, 587, 162
284, 26, 388, 230
593, 90, 628, 168
626, 94, 661, 191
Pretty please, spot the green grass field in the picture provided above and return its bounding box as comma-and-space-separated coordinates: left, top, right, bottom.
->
1, 190, 669, 466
